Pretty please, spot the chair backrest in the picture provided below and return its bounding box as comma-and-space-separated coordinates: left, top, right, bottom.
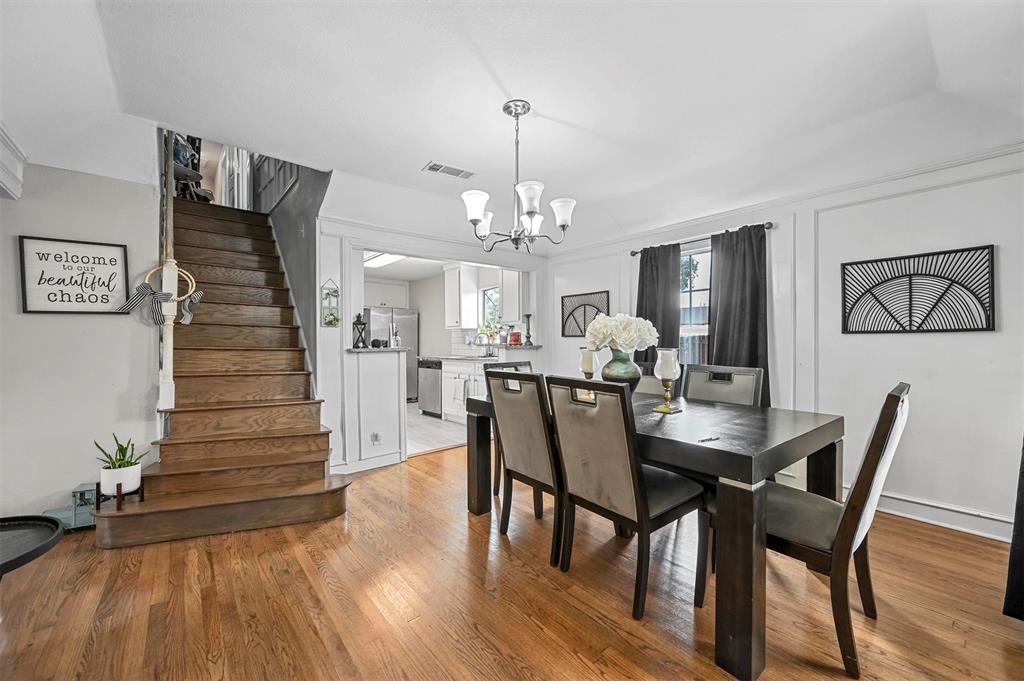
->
485, 370, 557, 487
485, 361, 532, 372
682, 364, 763, 407
546, 376, 644, 522
835, 382, 911, 555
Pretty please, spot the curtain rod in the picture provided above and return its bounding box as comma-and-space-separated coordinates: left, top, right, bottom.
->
629, 221, 773, 257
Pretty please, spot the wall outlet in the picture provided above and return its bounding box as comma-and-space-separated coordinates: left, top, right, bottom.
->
370, 432, 381, 445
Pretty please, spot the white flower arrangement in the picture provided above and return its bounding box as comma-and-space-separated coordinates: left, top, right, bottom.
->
585, 313, 659, 352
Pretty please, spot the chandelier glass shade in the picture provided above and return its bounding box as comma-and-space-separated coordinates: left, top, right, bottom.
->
461, 100, 576, 252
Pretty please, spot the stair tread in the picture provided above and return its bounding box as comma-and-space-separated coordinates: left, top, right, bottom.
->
182, 321, 299, 328
174, 370, 310, 377
174, 200, 271, 225
175, 225, 276, 243
178, 243, 280, 259
193, 280, 289, 291
160, 398, 323, 414
175, 346, 305, 352
197, 300, 294, 309
143, 452, 328, 477
177, 260, 282, 274
154, 425, 331, 446
93, 475, 350, 517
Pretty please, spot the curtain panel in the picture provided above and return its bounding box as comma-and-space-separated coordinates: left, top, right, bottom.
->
633, 243, 681, 374
1005, 436, 1024, 620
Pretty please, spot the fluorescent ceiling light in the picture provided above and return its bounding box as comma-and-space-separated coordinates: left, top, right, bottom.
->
364, 252, 407, 268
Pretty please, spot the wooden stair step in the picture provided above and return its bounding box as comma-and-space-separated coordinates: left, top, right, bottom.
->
173, 199, 270, 226
177, 261, 285, 287
144, 451, 328, 476
175, 347, 305, 372
176, 244, 279, 270
184, 281, 290, 306
154, 426, 330, 462
93, 475, 350, 548
173, 212, 273, 239
175, 227, 277, 255
163, 399, 323, 438
174, 371, 311, 404
175, 322, 299, 348
189, 301, 294, 326
142, 460, 326, 498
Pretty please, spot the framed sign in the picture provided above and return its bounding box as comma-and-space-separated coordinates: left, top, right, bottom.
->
19, 236, 129, 313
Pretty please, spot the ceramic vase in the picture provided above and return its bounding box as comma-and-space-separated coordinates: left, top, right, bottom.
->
601, 348, 642, 392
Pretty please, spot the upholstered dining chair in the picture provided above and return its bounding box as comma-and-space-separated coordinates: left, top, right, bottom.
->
546, 376, 711, 619
485, 361, 534, 497
705, 382, 910, 678
484, 370, 564, 566
681, 364, 764, 406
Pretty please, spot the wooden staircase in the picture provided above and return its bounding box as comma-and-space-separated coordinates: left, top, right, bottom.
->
94, 200, 349, 548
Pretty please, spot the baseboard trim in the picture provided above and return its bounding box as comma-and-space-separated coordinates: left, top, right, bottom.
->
843, 484, 1013, 542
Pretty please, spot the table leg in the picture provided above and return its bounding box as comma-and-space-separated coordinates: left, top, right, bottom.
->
715, 478, 767, 681
467, 412, 492, 515
807, 439, 843, 502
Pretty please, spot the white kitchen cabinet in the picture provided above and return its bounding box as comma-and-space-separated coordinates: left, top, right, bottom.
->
499, 269, 527, 323
363, 278, 408, 308
440, 359, 498, 424
443, 264, 479, 329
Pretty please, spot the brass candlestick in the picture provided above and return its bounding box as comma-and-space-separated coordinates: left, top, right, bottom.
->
652, 379, 681, 414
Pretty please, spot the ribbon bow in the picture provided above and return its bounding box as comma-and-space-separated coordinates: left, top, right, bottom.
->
116, 283, 174, 325
179, 290, 204, 325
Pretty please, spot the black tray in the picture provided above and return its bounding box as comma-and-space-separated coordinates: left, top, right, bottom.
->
1, 515, 64, 579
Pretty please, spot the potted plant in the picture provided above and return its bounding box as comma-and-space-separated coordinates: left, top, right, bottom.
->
478, 320, 504, 345
95, 434, 147, 496
585, 313, 659, 391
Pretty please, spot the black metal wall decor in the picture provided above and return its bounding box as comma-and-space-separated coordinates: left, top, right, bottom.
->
841, 245, 994, 334
561, 290, 610, 337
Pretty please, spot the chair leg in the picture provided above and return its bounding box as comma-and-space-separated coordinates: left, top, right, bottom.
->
710, 530, 717, 574
632, 531, 651, 620
614, 523, 635, 538
830, 562, 861, 679
549, 493, 564, 567
560, 500, 576, 572
694, 510, 712, 607
492, 434, 503, 496
533, 486, 544, 519
854, 539, 877, 619
499, 469, 513, 535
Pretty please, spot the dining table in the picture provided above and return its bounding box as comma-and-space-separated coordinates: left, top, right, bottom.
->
464, 390, 844, 681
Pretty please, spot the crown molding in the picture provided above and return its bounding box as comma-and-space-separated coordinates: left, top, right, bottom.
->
0, 123, 28, 200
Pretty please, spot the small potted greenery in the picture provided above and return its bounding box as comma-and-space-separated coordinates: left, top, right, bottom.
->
478, 320, 504, 345
95, 434, 147, 496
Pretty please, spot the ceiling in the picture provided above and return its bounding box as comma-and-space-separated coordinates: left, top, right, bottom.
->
366, 255, 447, 282
4, 2, 1022, 250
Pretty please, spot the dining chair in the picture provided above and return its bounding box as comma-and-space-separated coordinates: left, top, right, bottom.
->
682, 364, 764, 406
546, 376, 711, 619
485, 361, 536, 502
708, 382, 910, 678
484, 370, 564, 566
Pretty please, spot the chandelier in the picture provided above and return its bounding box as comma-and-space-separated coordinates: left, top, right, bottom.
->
461, 99, 576, 253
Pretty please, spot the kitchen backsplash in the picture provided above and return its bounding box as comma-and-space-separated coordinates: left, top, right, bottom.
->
449, 329, 491, 357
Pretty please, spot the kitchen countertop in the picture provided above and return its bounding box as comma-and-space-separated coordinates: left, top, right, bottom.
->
419, 348, 542, 361
346, 347, 409, 353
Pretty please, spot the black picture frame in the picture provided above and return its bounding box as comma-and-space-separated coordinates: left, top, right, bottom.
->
840, 244, 995, 334
19, 236, 130, 314
561, 290, 610, 337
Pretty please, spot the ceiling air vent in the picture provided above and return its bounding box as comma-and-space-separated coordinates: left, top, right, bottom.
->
422, 161, 475, 180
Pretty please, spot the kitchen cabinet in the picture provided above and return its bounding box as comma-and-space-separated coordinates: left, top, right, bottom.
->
363, 278, 408, 308
499, 269, 527, 323
444, 264, 479, 329
440, 358, 497, 424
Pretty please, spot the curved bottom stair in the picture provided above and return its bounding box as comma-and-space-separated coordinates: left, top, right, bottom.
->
93, 200, 349, 549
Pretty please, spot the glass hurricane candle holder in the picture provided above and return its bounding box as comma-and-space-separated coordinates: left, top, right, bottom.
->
652, 348, 682, 414
578, 347, 595, 379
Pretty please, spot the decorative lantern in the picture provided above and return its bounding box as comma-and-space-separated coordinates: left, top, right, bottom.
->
352, 312, 368, 349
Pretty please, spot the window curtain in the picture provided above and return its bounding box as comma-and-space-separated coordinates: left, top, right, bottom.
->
633, 243, 681, 374
1005, 436, 1024, 620
708, 224, 771, 407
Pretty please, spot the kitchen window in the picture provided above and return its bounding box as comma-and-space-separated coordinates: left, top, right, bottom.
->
680, 248, 711, 365
481, 286, 501, 327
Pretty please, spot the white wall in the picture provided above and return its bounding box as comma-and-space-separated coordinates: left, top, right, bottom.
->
1, 164, 160, 515
543, 148, 1024, 541
409, 273, 448, 357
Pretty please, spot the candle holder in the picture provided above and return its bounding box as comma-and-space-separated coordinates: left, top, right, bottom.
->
652, 347, 682, 414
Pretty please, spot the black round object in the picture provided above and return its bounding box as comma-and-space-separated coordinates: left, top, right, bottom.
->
371, 338, 382, 348
0, 515, 64, 579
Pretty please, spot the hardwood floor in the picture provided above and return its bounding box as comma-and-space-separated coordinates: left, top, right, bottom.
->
2, 446, 1021, 680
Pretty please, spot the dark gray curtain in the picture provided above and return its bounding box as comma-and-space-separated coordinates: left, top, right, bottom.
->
1005, 436, 1024, 620
633, 243, 681, 374
708, 224, 771, 407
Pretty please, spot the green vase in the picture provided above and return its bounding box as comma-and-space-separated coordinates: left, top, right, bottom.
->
601, 349, 642, 392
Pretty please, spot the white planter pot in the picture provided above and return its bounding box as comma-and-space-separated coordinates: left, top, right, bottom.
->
99, 463, 142, 496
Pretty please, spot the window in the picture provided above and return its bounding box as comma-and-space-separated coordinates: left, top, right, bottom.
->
481, 286, 501, 327
680, 248, 711, 365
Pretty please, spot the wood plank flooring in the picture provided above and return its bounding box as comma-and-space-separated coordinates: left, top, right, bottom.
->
2, 446, 1021, 680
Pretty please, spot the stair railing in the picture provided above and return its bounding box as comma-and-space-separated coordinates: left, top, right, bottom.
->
157, 129, 179, 411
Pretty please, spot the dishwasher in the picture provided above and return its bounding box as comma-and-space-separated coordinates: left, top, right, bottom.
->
417, 358, 442, 418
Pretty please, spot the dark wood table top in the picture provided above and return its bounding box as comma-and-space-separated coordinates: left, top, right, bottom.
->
466, 393, 843, 485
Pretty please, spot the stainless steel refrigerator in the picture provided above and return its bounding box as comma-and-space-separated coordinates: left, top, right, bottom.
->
364, 307, 419, 402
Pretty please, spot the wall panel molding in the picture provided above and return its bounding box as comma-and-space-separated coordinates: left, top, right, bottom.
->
0, 123, 28, 200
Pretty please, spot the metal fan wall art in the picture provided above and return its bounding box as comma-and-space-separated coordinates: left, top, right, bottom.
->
561, 290, 610, 337
841, 245, 994, 333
